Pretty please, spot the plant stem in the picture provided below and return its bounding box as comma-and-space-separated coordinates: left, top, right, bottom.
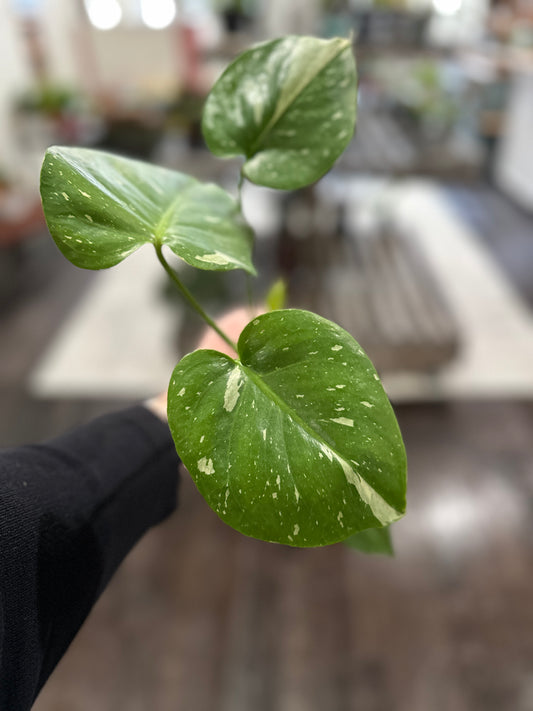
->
154, 243, 238, 353
236, 170, 244, 211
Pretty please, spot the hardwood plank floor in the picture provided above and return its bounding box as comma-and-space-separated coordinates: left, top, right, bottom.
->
1, 182, 533, 710
31, 400, 533, 711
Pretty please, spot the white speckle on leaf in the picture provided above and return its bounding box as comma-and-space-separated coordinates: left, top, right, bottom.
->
336, 384, 346, 389
178, 387, 186, 397
332, 111, 343, 120
75, 239, 83, 244
224, 367, 243, 412
196, 252, 230, 266
295, 394, 304, 399
85, 214, 93, 222
262, 429, 267, 440
335, 406, 345, 412
331, 345, 342, 351
198, 457, 215, 475
333, 453, 399, 525
321, 444, 334, 462
276, 475, 281, 488
293, 524, 300, 536
361, 401, 374, 408
337, 511, 344, 527
272, 492, 278, 499
294, 486, 300, 503
61, 192, 69, 201
79, 190, 91, 198
200, 435, 205, 443
309, 351, 318, 355
374, 373, 380, 380
331, 417, 354, 427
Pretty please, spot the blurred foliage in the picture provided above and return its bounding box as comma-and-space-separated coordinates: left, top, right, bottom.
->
16, 83, 84, 117
266, 278, 287, 312
366, 57, 461, 137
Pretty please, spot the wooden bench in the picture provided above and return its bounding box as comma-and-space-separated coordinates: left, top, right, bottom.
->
279, 193, 459, 374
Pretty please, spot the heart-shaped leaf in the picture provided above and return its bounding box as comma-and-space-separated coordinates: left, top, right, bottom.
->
168, 310, 406, 547
344, 525, 394, 556
202, 35, 357, 190
40, 146, 255, 273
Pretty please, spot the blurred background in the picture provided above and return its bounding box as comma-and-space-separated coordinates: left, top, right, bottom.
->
1, 0, 533, 708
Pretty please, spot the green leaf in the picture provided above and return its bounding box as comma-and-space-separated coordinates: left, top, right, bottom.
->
344, 525, 394, 556
168, 310, 406, 547
202, 35, 357, 190
40, 146, 255, 273
266, 278, 287, 311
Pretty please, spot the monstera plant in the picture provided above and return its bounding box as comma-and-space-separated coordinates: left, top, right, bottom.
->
40, 35, 406, 552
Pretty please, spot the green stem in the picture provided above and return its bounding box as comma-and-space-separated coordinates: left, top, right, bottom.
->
155, 243, 237, 353
236, 170, 244, 211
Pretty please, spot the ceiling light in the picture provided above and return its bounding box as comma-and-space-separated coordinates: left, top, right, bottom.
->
84, 0, 122, 30
140, 0, 176, 30
433, 0, 462, 16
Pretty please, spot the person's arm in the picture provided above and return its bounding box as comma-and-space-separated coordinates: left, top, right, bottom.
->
0, 405, 179, 711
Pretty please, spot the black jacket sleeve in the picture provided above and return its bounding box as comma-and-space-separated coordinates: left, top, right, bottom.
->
0, 406, 180, 711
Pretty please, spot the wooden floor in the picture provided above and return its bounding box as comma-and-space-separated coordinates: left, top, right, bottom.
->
1, 182, 533, 710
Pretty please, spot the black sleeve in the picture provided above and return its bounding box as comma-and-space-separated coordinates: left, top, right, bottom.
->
0, 405, 180, 711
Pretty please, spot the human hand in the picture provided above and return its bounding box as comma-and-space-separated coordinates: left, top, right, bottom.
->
145, 305, 262, 421
195, 305, 261, 357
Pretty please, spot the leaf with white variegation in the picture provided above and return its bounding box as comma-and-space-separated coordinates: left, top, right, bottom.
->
40, 146, 255, 273
168, 310, 406, 547
202, 35, 357, 190
344, 525, 394, 556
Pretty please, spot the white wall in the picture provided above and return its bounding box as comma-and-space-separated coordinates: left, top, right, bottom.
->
0, 0, 32, 175
427, 0, 489, 47
496, 73, 533, 212
259, 0, 321, 39
40, 0, 80, 85
88, 26, 182, 99
39, 0, 182, 98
